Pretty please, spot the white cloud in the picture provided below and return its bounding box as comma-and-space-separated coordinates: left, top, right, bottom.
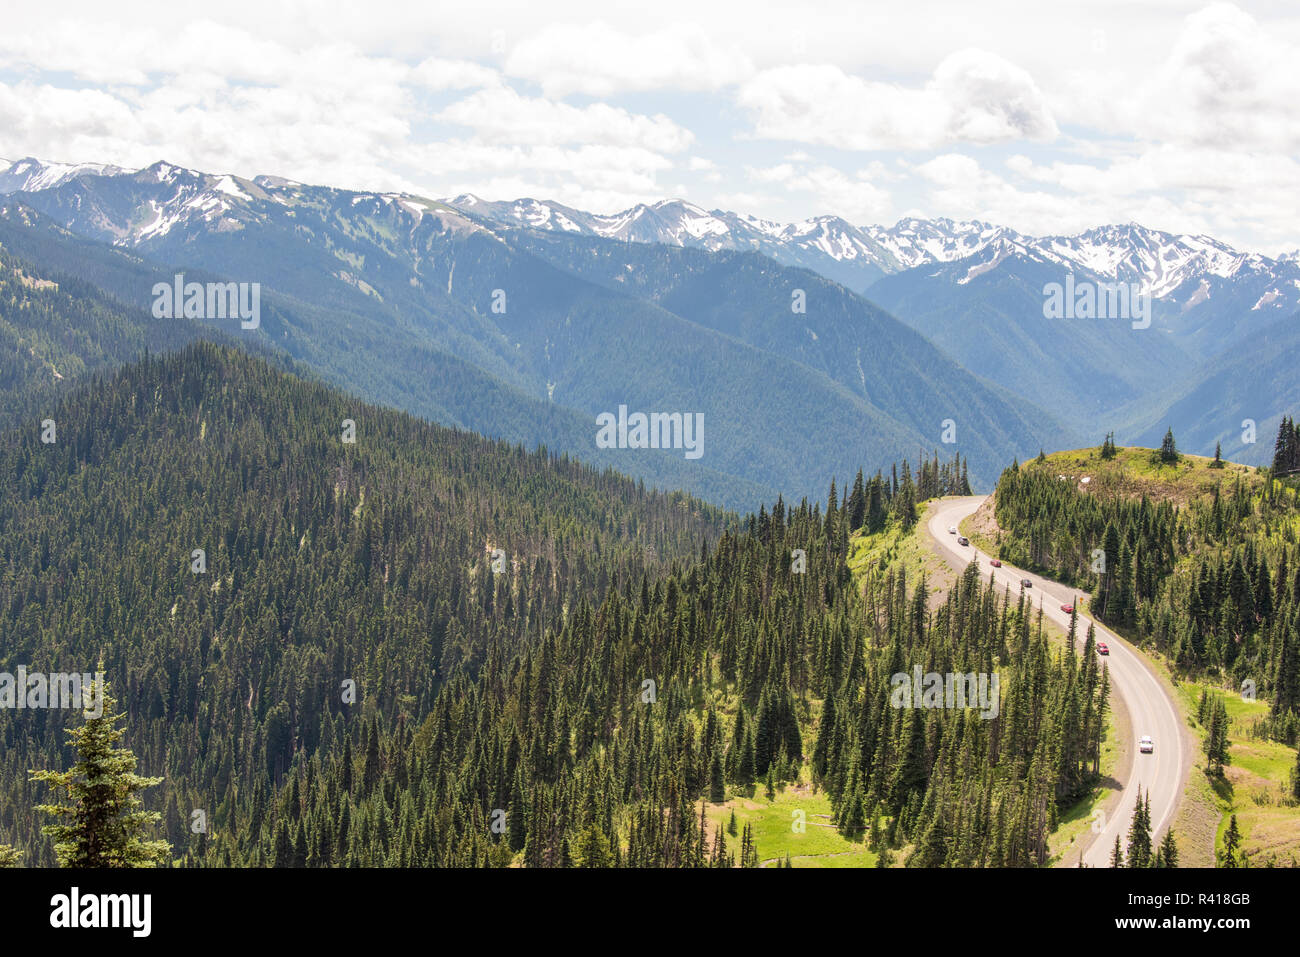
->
410, 58, 502, 92
436, 88, 692, 152
746, 161, 892, 222
504, 21, 753, 97
0, 2, 1297, 251
1138, 4, 1300, 152
738, 49, 1057, 151
910, 153, 1095, 235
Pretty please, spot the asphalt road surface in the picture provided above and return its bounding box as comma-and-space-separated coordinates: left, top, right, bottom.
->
926, 495, 1189, 867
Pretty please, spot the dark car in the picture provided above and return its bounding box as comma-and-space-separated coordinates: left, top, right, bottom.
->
989, 559, 1002, 567
1021, 579, 1033, 588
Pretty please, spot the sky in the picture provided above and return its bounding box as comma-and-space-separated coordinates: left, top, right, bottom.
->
1, 0, 1298, 254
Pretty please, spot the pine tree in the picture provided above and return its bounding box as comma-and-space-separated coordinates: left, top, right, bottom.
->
1110, 834, 1125, 868
292, 820, 309, 867
272, 818, 293, 867
840, 788, 866, 842
1221, 814, 1242, 868
508, 773, 527, 851
1125, 786, 1152, 867
1205, 696, 1230, 776
709, 750, 726, 804
29, 679, 171, 868
1159, 428, 1179, 465
848, 469, 866, 531
1273, 417, 1299, 475
362, 717, 382, 794
1155, 828, 1179, 868
0, 845, 20, 868
576, 824, 614, 867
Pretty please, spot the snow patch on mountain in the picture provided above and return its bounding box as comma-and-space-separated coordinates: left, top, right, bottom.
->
5, 154, 1300, 319
0, 157, 133, 194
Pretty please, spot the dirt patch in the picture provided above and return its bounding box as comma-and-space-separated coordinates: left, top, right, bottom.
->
15, 268, 57, 291
915, 512, 962, 602
1171, 765, 1224, 868
958, 497, 1003, 560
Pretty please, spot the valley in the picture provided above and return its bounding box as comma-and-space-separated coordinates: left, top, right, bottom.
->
0, 158, 1296, 875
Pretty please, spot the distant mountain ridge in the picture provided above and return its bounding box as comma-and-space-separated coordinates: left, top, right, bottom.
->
5, 156, 1297, 308
0, 156, 1077, 511
3, 152, 1294, 484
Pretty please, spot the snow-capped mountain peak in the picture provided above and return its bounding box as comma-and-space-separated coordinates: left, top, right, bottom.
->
0, 156, 133, 194
1, 154, 1297, 317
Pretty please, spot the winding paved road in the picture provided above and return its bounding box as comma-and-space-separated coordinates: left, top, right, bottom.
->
925, 495, 1189, 867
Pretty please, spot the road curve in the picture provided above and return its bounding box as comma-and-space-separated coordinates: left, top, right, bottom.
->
925, 495, 1189, 867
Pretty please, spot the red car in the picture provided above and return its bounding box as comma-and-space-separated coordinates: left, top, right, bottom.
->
989, 559, 1002, 567
1061, 604, 1074, 614
1097, 642, 1109, 655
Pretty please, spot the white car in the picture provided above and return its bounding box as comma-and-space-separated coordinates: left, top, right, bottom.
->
948, 526, 957, 534
1139, 735, 1154, 754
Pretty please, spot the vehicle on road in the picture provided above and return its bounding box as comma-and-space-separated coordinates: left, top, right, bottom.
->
1061, 603, 1074, 613
989, 559, 1001, 567
1097, 642, 1109, 655
1139, 735, 1154, 753
958, 536, 969, 545
1021, 579, 1033, 588
948, 526, 957, 534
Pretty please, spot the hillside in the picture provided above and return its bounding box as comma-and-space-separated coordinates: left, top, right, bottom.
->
4, 164, 1074, 504
504, 228, 1076, 485
1118, 310, 1300, 468
0, 203, 771, 510
865, 251, 1197, 430
0, 241, 215, 430
0, 346, 1104, 868
987, 441, 1300, 865
0, 342, 730, 865
1012, 445, 1264, 506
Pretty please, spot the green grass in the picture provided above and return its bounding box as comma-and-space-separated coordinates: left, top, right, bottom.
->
1025, 446, 1262, 506
1177, 680, 1300, 866
847, 501, 957, 598
706, 783, 878, 868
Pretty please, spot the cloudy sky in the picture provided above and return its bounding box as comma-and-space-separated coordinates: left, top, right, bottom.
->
1, 0, 1298, 253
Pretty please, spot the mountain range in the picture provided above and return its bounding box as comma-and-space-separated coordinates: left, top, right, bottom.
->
0, 154, 1294, 502
0, 156, 1076, 509
453, 191, 1300, 460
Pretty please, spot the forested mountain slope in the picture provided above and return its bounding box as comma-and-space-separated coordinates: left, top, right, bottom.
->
1117, 311, 1300, 468
990, 445, 1300, 740
0, 344, 1105, 866
505, 229, 1075, 480
0, 343, 729, 865
0, 242, 212, 431
6, 166, 1073, 502
0, 204, 768, 509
